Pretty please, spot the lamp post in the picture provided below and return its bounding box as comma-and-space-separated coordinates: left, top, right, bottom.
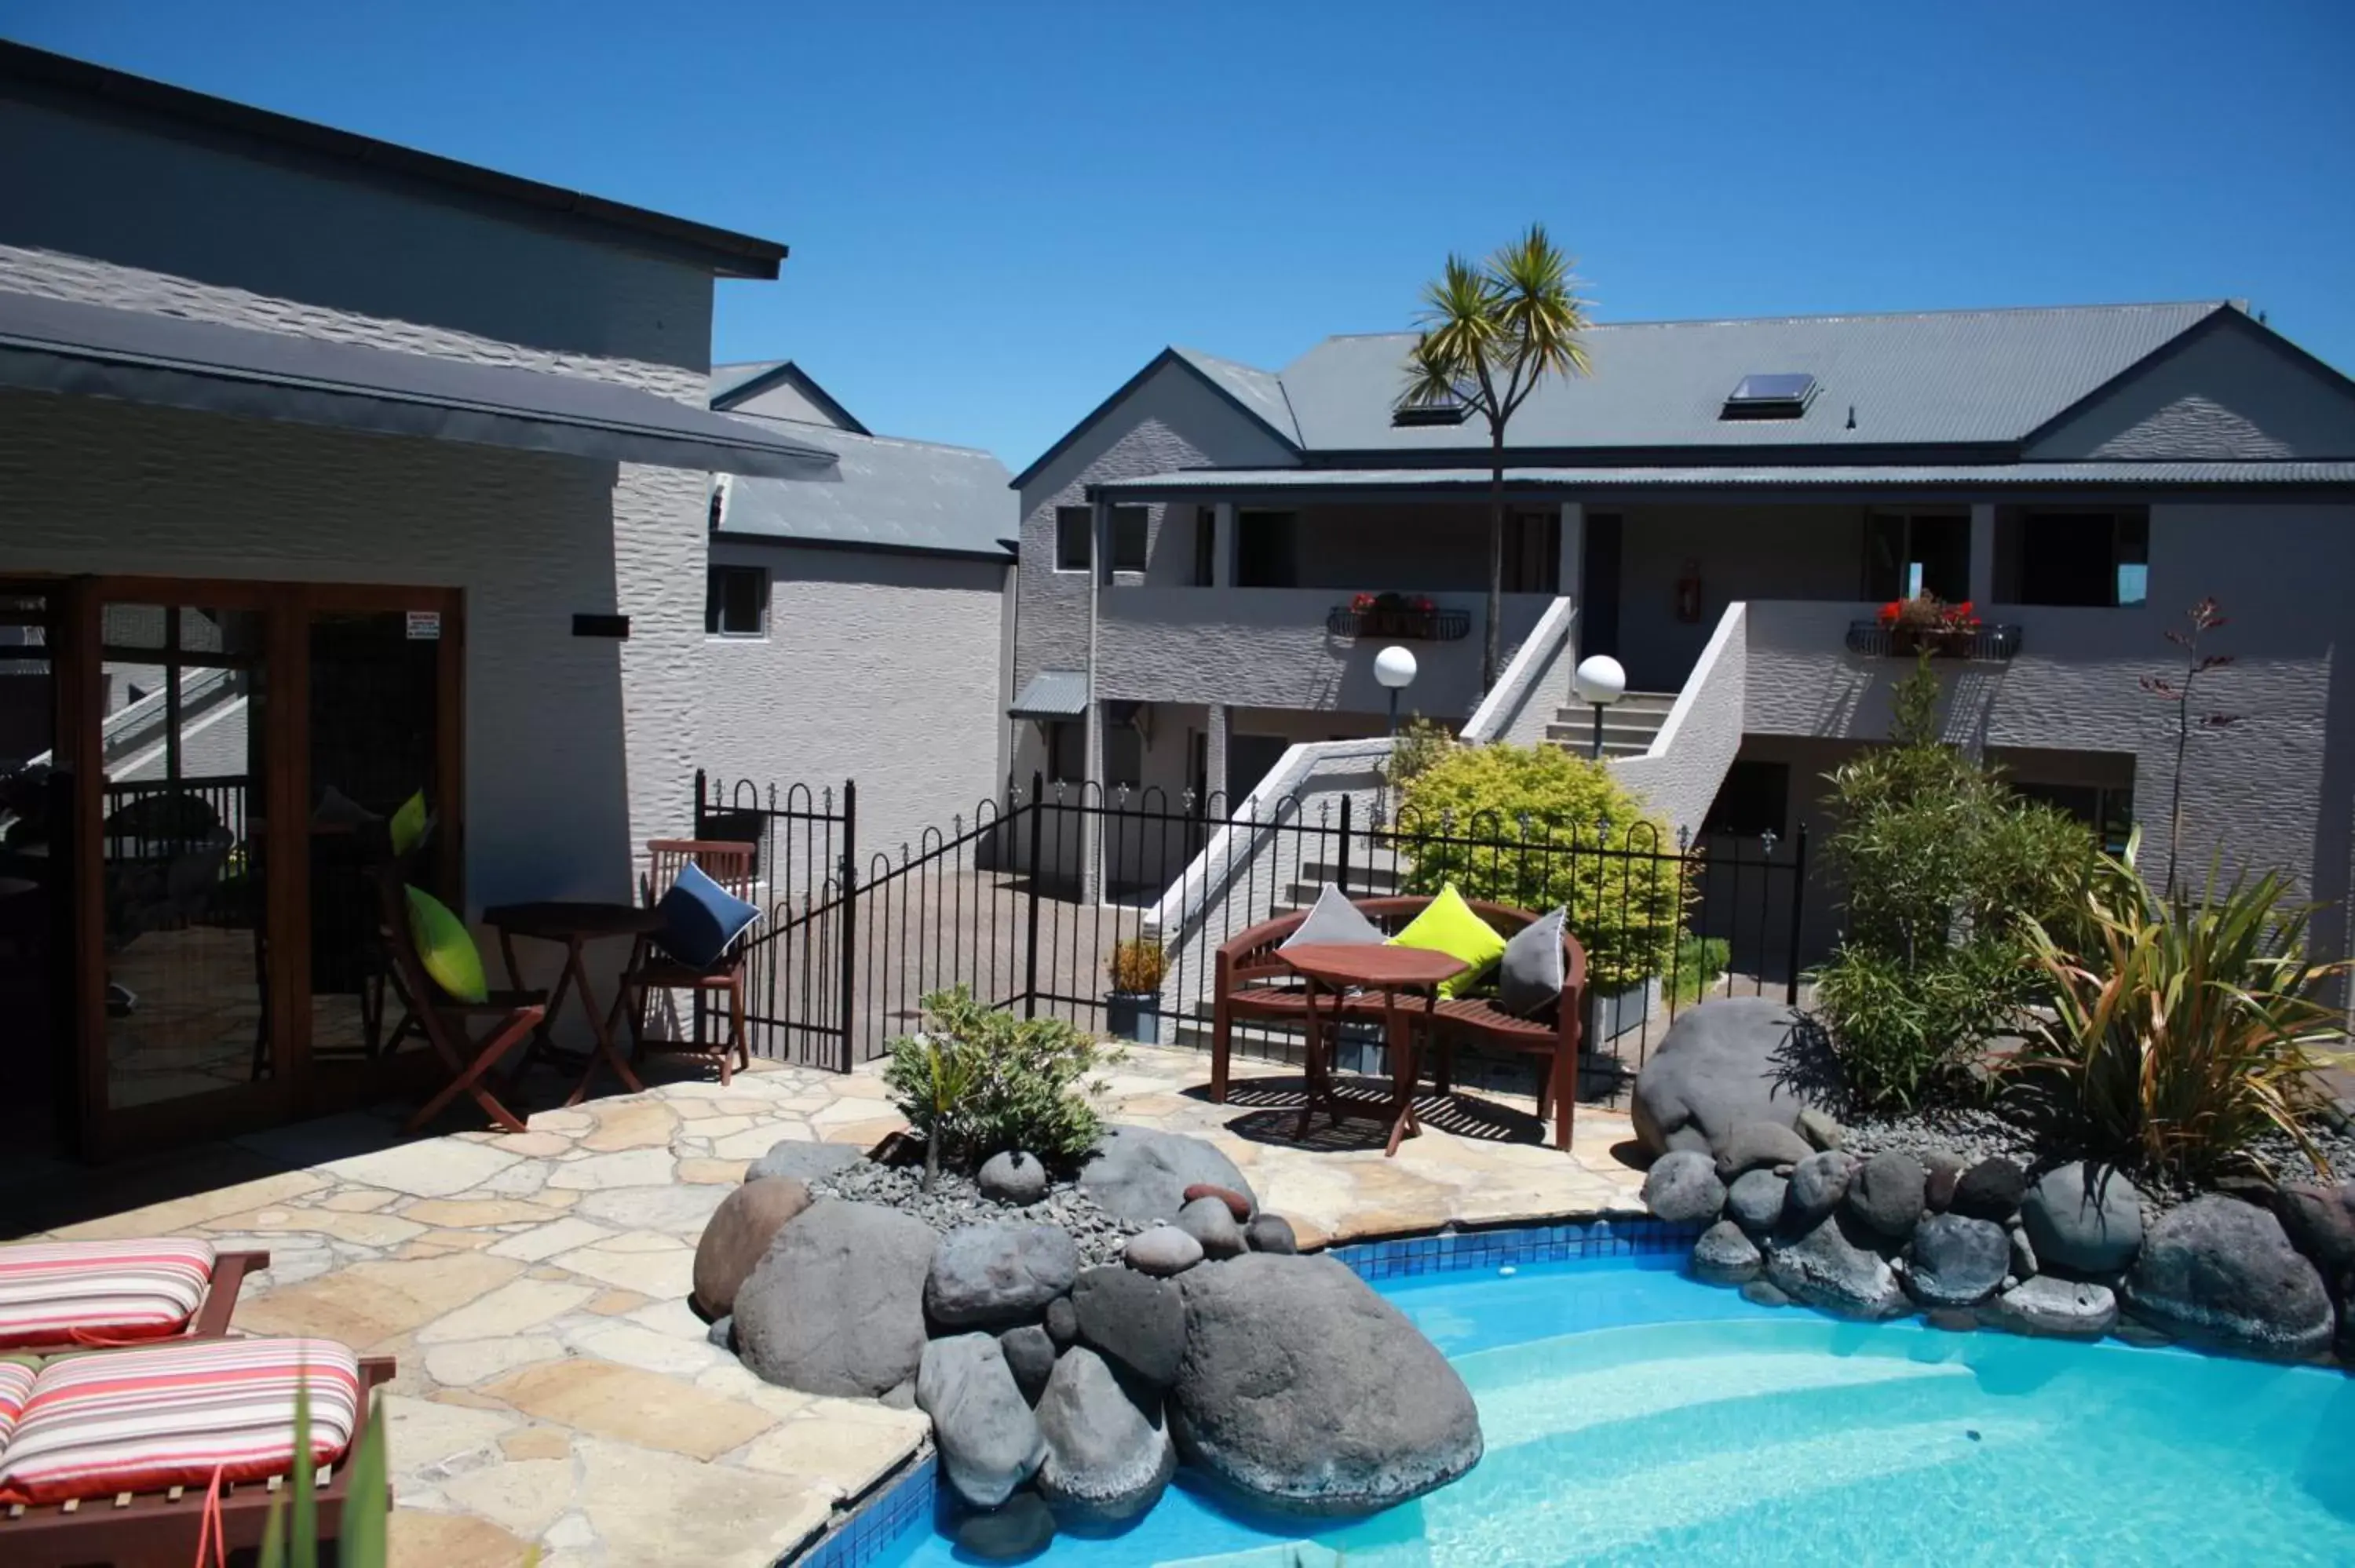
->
1572, 654, 1627, 760
1375, 645, 1418, 738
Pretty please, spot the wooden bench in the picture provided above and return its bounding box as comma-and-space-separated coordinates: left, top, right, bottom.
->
1212, 895, 1587, 1150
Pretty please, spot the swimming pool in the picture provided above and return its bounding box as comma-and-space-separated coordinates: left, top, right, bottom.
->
877, 1253, 2355, 1568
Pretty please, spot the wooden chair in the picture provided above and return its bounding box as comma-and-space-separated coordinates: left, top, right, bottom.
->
373, 866, 546, 1134
618, 839, 757, 1087
1212, 895, 1588, 1150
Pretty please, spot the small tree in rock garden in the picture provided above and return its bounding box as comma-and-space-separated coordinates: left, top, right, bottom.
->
2140, 596, 2239, 895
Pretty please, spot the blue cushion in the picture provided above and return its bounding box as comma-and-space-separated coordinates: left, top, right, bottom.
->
655, 859, 761, 970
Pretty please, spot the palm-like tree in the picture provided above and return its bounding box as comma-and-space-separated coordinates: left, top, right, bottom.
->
1398, 225, 1593, 691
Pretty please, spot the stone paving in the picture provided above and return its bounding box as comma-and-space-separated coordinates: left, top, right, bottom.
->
19, 1043, 1646, 1567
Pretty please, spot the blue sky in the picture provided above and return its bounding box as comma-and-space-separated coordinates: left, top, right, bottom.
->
10, 1, 2353, 469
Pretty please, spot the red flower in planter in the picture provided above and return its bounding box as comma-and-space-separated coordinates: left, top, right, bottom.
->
1351, 593, 1378, 614
1876, 601, 1904, 627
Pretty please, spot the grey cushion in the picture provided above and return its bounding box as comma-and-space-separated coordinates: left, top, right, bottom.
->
1498, 906, 1568, 1018
1279, 885, 1385, 950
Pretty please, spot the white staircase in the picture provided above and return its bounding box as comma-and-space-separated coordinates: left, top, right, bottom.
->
1543, 690, 1679, 759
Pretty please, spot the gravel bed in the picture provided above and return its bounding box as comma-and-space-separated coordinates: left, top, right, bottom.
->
809, 1160, 1138, 1267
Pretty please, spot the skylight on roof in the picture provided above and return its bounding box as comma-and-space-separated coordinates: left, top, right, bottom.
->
1722, 372, 1817, 420
1393, 399, 1470, 427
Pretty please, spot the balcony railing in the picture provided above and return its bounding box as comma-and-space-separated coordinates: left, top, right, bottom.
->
1844, 621, 2024, 662
1326, 605, 1472, 641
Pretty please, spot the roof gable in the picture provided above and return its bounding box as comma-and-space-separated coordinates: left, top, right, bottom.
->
1009, 347, 1302, 490
2024, 307, 2355, 461
709, 360, 870, 433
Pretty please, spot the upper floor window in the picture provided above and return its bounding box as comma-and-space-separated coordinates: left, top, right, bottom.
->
1054, 508, 1090, 572
1110, 506, 1149, 574
1046, 720, 1084, 782
1503, 511, 1562, 594
1863, 512, 1970, 603
1236, 510, 1299, 588
705, 564, 767, 637
1995, 509, 2149, 607
1192, 507, 1217, 587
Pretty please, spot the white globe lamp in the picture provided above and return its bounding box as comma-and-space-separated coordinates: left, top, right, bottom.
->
1374, 645, 1418, 738
1572, 654, 1627, 759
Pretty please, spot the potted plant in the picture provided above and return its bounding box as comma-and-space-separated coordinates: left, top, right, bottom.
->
1876, 593, 1980, 656
1104, 936, 1168, 1044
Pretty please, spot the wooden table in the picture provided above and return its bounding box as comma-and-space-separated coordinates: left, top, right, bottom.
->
483, 901, 665, 1107
1277, 943, 1467, 1157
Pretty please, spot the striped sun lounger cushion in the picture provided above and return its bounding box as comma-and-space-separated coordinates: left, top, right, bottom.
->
0, 1238, 217, 1351
0, 1361, 33, 1450
0, 1336, 361, 1506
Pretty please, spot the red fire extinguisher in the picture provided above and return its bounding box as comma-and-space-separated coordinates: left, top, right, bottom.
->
1675, 559, 1703, 623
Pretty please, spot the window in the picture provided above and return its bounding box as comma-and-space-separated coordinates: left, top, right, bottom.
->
705, 565, 767, 636
1702, 760, 1790, 839
1053, 508, 1090, 572
1046, 720, 1085, 783
1503, 511, 1562, 593
1721, 372, 1817, 421
1997, 509, 2149, 607
1192, 507, 1217, 587
1104, 724, 1142, 789
1111, 506, 1149, 574
1235, 510, 1299, 588
1863, 512, 1970, 603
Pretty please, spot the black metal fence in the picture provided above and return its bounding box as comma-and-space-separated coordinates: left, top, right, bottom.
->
693, 771, 1809, 1096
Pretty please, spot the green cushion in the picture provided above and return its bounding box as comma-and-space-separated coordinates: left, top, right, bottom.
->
404, 884, 487, 1004
389, 789, 429, 859
1388, 883, 1508, 999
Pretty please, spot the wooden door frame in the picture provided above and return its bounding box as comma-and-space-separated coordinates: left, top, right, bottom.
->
65, 577, 466, 1158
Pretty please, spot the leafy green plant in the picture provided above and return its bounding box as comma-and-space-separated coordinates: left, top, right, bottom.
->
884, 988, 1115, 1178
1395, 741, 1685, 990
1108, 936, 1167, 994
1815, 651, 2098, 1110
1384, 713, 1457, 793
1666, 934, 1731, 1007
2014, 830, 2350, 1182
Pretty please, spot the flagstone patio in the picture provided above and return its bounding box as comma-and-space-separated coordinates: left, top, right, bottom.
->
13, 1042, 1645, 1568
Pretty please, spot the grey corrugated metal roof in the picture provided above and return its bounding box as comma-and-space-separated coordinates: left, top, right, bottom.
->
717, 414, 1014, 557
1172, 348, 1301, 443
1272, 302, 2229, 452
1009, 669, 1088, 719
1092, 461, 2355, 498
709, 360, 786, 403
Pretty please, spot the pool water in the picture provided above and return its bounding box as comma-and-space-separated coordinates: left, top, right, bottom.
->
885, 1256, 2355, 1568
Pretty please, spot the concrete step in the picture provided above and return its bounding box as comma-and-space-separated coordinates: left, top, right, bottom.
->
1545, 720, 1665, 745
1298, 859, 1400, 892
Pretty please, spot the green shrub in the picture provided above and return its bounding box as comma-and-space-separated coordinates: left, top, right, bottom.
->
1814, 935, 2036, 1112
1108, 936, 1167, 994
1667, 933, 1731, 1007
884, 988, 1114, 1177
1384, 713, 1458, 792
1396, 741, 1685, 990
2014, 833, 2351, 1182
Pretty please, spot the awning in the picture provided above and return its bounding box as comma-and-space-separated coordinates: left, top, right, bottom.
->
1008, 669, 1088, 720
0, 290, 836, 478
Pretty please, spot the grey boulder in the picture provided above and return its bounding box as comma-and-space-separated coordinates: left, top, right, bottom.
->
735, 1199, 935, 1397
744, 1138, 864, 1184
1796, 1107, 1847, 1152
917, 1333, 1046, 1508
978, 1150, 1050, 1206
1171, 1253, 1482, 1515
2020, 1162, 2144, 1276
999, 1323, 1057, 1405
1983, 1276, 2119, 1340
1725, 1169, 1789, 1235
1950, 1158, 2028, 1222
1690, 1220, 1762, 1285
1765, 1212, 1908, 1319
1178, 1195, 1247, 1260
692, 1176, 811, 1318
1033, 1345, 1177, 1524
1124, 1226, 1205, 1277
1079, 1126, 1256, 1228
1641, 1150, 1726, 1225
1787, 1150, 1859, 1224
1906, 1213, 2010, 1307
926, 1224, 1082, 1329
2123, 1194, 2335, 1359
1245, 1213, 1299, 1255
2273, 1180, 2355, 1287
1847, 1152, 1927, 1239
1922, 1150, 1968, 1212
1043, 1296, 1079, 1347
1071, 1265, 1186, 1387
1714, 1120, 1815, 1182
1630, 997, 1821, 1156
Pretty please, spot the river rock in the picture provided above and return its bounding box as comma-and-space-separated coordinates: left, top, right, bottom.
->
1907, 1213, 2010, 1307
999, 1323, 1057, 1405
2010, 1226, 2038, 1281
1124, 1225, 1205, 1277
1044, 1296, 1079, 1347
2123, 1194, 2335, 1359
1714, 1120, 1814, 1182
1630, 997, 1822, 1156
1071, 1265, 1186, 1387
1983, 1276, 2119, 1339
978, 1150, 1050, 1206
2274, 1180, 2355, 1289
1951, 1158, 2028, 1222
927, 1224, 1083, 1329
1922, 1150, 1968, 1212
1796, 1107, 1847, 1151
1079, 1127, 1257, 1227
1184, 1183, 1255, 1222
1245, 1213, 1299, 1255
1690, 1220, 1762, 1285
1726, 1169, 1789, 1234
736, 1199, 936, 1397
918, 1333, 1046, 1508
744, 1138, 865, 1184
955, 1492, 1057, 1562
1641, 1150, 1727, 1224
692, 1176, 810, 1318
1787, 1150, 1858, 1224
1847, 1151, 1928, 1239
1178, 1195, 1247, 1260
2020, 1162, 2144, 1276
1033, 1345, 1177, 1524
1765, 1212, 1908, 1319
1170, 1253, 1482, 1515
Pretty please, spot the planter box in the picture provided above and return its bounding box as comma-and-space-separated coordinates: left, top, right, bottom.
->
1105, 991, 1167, 1045
1588, 977, 1662, 1045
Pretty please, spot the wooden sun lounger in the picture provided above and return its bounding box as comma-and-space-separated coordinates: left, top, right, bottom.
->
0, 1355, 395, 1568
